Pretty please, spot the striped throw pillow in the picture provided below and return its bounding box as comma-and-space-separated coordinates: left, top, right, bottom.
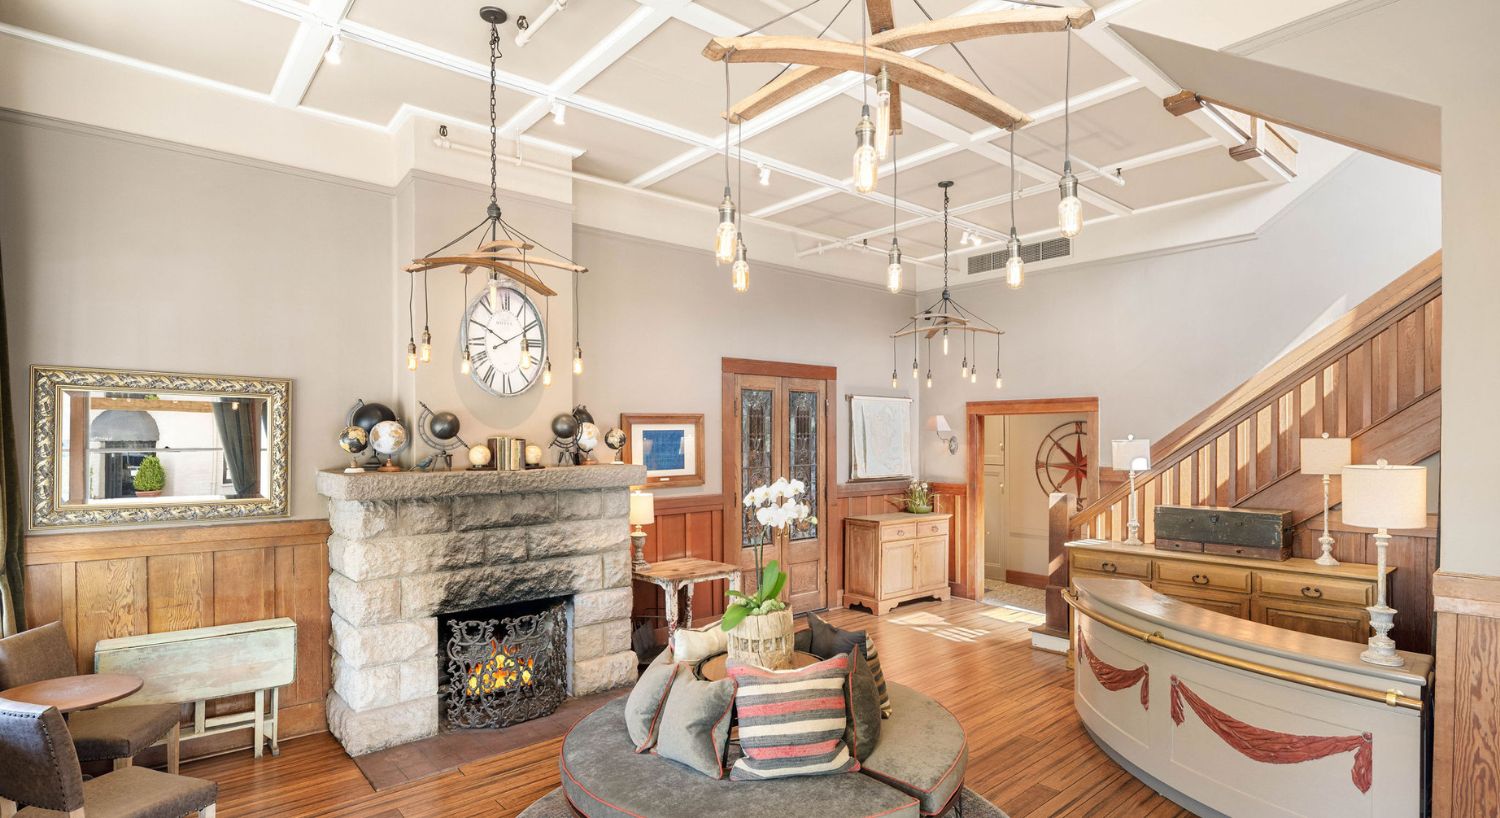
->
865, 637, 891, 718
727, 654, 860, 780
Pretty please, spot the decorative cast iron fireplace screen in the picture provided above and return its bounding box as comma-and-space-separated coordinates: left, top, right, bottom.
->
442, 597, 568, 730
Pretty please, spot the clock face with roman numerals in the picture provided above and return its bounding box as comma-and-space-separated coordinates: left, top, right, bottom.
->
460, 284, 546, 397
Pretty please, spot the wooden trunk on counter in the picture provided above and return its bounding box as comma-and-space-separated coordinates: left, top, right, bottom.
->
1154, 505, 1294, 561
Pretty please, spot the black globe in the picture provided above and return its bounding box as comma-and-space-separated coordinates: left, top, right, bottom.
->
551, 413, 578, 440
572, 404, 595, 425
352, 402, 396, 433
429, 411, 461, 440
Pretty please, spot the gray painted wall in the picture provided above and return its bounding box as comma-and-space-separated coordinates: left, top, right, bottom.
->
0, 114, 395, 521
573, 226, 918, 498
916, 153, 1442, 481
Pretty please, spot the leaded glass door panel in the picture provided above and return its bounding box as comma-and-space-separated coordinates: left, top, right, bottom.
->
783, 377, 827, 612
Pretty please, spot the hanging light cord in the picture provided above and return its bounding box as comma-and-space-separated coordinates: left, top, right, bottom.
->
891, 134, 898, 233
724, 62, 732, 188
860, 0, 868, 107
1010, 129, 1017, 230
760, 0, 852, 88
1064, 26, 1072, 166
737, 120, 744, 219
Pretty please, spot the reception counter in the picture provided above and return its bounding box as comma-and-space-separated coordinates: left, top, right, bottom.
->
1069, 577, 1430, 818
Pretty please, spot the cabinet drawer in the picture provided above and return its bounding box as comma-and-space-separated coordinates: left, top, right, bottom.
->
1158, 587, 1251, 620
1072, 551, 1151, 579
1252, 599, 1370, 644
915, 518, 950, 539
1257, 572, 1373, 607
1155, 560, 1251, 593
881, 521, 918, 541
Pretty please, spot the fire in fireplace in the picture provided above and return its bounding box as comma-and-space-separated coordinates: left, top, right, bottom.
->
440, 596, 569, 730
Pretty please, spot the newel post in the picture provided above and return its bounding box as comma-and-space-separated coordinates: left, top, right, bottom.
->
1030, 492, 1076, 652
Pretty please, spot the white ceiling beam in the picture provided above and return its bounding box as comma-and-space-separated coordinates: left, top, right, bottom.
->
497, 1, 689, 140
800, 137, 1217, 255
1073, 0, 1287, 183
261, 0, 351, 106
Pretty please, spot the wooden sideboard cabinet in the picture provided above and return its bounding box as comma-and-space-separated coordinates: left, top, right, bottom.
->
844, 512, 952, 615
1066, 539, 1391, 644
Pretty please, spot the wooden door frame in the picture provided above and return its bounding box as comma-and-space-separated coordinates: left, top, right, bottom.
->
722, 358, 838, 610
964, 397, 1100, 607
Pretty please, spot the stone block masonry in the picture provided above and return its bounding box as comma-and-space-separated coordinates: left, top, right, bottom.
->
318, 466, 646, 756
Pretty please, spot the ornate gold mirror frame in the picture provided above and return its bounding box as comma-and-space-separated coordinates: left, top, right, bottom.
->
29, 365, 291, 529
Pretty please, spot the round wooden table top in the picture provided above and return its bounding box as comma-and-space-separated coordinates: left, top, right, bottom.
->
695, 650, 823, 681
0, 673, 143, 714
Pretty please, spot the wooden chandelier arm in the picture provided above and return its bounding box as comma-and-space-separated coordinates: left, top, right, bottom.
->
706, 37, 1029, 131
402, 258, 558, 297
891, 326, 1004, 340
473, 238, 534, 252
710, 7, 1093, 125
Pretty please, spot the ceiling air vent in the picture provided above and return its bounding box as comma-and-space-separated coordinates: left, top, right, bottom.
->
967, 237, 1071, 275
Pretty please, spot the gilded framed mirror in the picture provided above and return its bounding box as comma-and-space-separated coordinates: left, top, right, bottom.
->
29, 365, 291, 529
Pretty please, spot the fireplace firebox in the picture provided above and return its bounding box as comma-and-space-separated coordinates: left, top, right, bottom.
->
439, 596, 569, 730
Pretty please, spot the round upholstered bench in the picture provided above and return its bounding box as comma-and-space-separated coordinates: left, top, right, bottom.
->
559, 683, 967, 818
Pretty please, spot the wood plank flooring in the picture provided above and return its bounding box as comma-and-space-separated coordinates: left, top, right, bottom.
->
182, 598, 1194, 817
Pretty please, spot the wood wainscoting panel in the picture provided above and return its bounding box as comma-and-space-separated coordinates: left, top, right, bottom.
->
22, 519, 332, 758
631, 495, 726, 635
1432, 571, 1500, 817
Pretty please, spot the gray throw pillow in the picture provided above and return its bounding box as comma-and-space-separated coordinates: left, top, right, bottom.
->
806, 612, 865, 659
845, 647, 882, 761
624, 647, 677, 752
794, 627, 812, 654
654, 665, 737, 779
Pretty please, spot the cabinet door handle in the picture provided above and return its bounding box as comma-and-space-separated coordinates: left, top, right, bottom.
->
1100, 561, 1118, 573
1301, 586, 1323, 599
1191, 574, 1210, 585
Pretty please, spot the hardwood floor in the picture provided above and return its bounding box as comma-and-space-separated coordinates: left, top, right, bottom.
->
182, 598, 1194, 817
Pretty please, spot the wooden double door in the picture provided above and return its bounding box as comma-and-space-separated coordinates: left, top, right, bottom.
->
724, 369, 831, 614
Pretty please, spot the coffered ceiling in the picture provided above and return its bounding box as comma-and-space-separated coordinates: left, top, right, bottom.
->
0, 0, 1304, 278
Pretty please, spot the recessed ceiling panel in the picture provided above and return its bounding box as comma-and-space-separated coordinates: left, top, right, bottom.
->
1003, 88, 1209, 170
0, 0, 296, 93
346, 0, 639, 85
873, 149, 998, 213
779, 194, 900, 236
524, 107, 686, 182
918, 31, 1126, 132
303, 39, 531, 127
580, 19, 784, 138
1097, 148, 1266, 210
647, 155, 823, 216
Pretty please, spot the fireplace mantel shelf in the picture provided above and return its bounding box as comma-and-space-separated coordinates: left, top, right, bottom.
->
317, 464, 647, 502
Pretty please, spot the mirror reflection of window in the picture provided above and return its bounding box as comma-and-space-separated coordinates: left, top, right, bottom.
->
59, 390, 272, 506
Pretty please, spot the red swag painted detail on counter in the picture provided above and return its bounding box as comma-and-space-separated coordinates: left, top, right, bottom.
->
1169, 675, 1373, 794
1077, 631, 1149, 710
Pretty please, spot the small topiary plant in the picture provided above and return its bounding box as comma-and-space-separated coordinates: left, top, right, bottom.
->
134, 455, 165, 493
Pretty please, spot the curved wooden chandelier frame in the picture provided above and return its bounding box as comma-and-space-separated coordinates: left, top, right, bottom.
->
703, 6, 1094, 132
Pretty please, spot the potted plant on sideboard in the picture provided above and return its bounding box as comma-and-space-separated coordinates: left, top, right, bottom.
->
893, 480, 933, 514
133, 455, 166, 498
722, 478, 815, 669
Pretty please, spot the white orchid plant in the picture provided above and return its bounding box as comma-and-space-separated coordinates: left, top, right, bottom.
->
722, 478, 818, 631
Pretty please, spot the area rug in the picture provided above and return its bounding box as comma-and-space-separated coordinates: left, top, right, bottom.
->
518, 785, 1009, 817
982, 579, 1046, 614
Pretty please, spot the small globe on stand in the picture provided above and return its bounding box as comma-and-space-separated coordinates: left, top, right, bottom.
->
468, 444, 493, 469
339, 426, 369, 473
576, 422, 601, 464
370, 420, 409, 472
604, 427, 627, 464
351, 402, 396, 434
429, 411, 461, 441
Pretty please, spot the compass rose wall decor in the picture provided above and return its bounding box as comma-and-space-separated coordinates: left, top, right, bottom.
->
1035, 420, 1090, 506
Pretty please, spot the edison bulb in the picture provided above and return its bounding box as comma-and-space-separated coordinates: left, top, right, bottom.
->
874, 69, 893, 159
852, 106, 879, 194
519, 338, 532, 371
925, 371, 933, 389
942, 329, 949, 356
1006, 232, 1025, 289
912, 359, 919, 379
542, 360, 552, 386
572, 348, 583, 376
714, 188, 737, 264
891, 371, 899, 388
488, 274, 500, 308
886, 240, 902, 294
405, 342, 418, 372
971, 370, 978, 384
1058, 164, 1083, 238
961, 359, 969, 379
460, 351, 472, 376
731, 238, 749, 292
995, 373, 1004, 389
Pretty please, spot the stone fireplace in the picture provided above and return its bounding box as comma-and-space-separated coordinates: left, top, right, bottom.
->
316, 466, 645, 756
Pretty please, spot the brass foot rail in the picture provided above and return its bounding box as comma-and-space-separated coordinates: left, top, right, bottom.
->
1063, 590, 1423, 711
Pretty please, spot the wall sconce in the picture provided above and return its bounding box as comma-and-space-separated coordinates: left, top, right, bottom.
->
932, 415, 958, 455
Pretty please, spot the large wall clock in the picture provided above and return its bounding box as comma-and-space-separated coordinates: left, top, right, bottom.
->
461, 284, 546, 396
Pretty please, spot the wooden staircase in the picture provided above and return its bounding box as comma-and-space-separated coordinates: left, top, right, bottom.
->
1038, 251, 1442, 654
1071, 251, 1441, 541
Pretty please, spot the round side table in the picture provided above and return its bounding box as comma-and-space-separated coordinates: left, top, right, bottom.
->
0, 673, 143, 715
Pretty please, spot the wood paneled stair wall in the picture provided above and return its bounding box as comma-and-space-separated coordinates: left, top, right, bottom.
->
1060, 250, 1442, 652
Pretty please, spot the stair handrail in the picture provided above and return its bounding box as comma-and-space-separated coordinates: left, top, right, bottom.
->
1069, 250, 1442, 535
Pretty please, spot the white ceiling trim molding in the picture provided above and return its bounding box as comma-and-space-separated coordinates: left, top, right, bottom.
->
1223, 0, 1404, 56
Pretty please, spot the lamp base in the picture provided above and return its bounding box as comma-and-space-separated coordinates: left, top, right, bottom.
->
1314, 533, 1340, 567
630, 529, 650, 572
1360, 603, 1405, 667
1122, 519, 1143, 547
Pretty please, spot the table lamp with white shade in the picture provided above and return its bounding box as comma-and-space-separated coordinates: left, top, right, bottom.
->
1300, 433, 1352, 566
629, 490, 655, 571
1111, 435, 1152, 546
1341, 459, 1426, 667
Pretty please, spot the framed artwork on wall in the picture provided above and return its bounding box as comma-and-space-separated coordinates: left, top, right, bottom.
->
621, 413, 705, 489
848, 395, 913, 481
